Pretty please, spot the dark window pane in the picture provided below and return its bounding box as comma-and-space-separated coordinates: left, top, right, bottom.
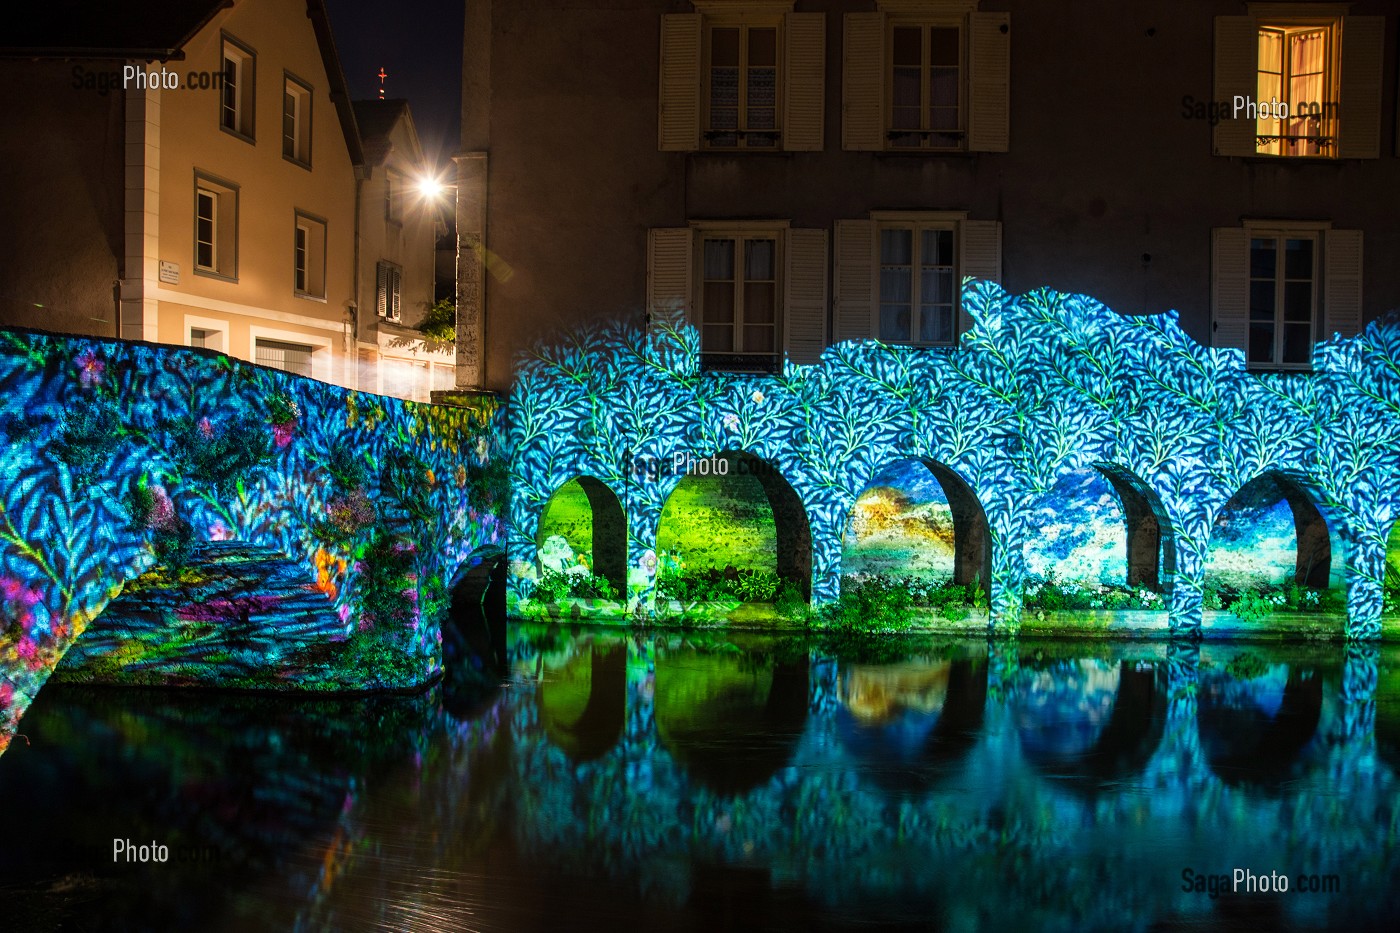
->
922, 270, 954, 307
1284, 238, 1314, 278
743, 325, 775, 353
881, 229, 913, 265
744, 283, 775, 323
921, 229, 954, 267
1283, 281, 1312, 323
703, 283, 734, 324
880, 305, 911, 341
920, 305, 953, 344
1250, 238, 1276, 278
1249, 280, 1276, 318
930, 27, 959, 66
711, 28, 739, 67
748, 27, 777, 67
703, 325, 733, 353
892, 27, 921, 67
892, 68, 921, 128
1282, 323, 1312, 364
1248, 323, 1275, 363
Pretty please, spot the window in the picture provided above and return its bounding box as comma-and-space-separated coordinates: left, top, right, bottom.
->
704, 21, 780, 149
1214, 11, 1383, 159
254, 338, 314, 378
701, 234, 779, 362
1212, 224, 1363, 367
220, 35, 255, 140
293, 212, 327, 299
193, 173, 238, 280
190, 328, 215, 349
282, 74, 312, 165
385, 170, 403, 223
1248, 233, 1317, 366
659, 12, 825, 153
377, 261, 402, 321
832, 214, 1001, 345
888, 21, 962, 149
878, 223, 956, 343
843, 8, 1009, 153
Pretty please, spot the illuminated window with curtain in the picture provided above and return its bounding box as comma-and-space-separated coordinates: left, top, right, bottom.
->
701, 234, 779, 367
1255, 24, 1334, 157
704, 20, 780, 149
879, 223, 956, 345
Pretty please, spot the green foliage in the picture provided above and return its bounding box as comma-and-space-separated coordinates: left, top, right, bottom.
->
735, 568, 780, 601
817, 576, 917, 632
531, 568, 618, 602
355, 532, 420, 630
167, 414, 273, 495
1207, 579, 1345, 621
774, 581, 809, 622
1224, 651, 1269, 680
464, 455, 510, 509
267, 390, 300, 426
335, 628, 420, 685
1022, 573, 1164, 611
419, 297, 457, 345
325, 433, 370, 490
1228, 589, 1274, 624
53, 395, 124, 481
380, 448, 436, 526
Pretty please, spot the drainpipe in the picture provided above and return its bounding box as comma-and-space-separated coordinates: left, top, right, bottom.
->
351, 172, 364, 389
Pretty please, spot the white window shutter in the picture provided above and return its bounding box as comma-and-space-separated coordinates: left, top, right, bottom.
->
842, 13, 884, 151
967, 13, 1010, 153
783, 13, 826, 152
1339, 17, 1384, 160
1324, 230, 1363, 339
784, 228, 829, 364
376, 263, 388, 317
647, 227, 693, 334
1213, 17, 1258, 157
658, 14, 701, 152
959, 220, 1002, 336
833, 219, 875, 342
1212, 227, 1248, 351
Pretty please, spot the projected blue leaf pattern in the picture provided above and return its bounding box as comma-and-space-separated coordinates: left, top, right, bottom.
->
508, 283, 1400, 640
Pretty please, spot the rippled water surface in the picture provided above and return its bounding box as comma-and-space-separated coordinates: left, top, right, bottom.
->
2, 627, 1398, 932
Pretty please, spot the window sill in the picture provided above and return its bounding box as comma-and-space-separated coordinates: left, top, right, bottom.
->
700, 353, 781, 374
294, 291, 327, 303
193, 267, 238, 284
283, 154, 312, 171
219, 125, 256, 146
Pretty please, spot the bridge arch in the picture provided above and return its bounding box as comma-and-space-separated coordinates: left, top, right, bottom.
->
536, 476, 628, 599
1205, 472, 1341, 626
842, 457, 990, 594
1023, 464, 1174, 596
536, 636, 628, 763
656, 450, 812, 601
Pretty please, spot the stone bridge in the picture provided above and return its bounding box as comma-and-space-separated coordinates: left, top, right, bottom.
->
0, 328, 507, 751
507, 282, 1400, 639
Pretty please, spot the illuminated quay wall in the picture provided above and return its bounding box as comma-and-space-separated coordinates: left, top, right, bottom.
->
508, 283, 1400, 640
0, 329, 507, 749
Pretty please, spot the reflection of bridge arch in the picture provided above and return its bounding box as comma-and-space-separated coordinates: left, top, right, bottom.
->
537, 639, 627, 763
835, 658, 987, 792
1013, 660, 1167, 789
843, 458, 990, 593
654, 651, 809, 794
537, 476, 628, 598
1197, 665, 1323, 789
1378, 687, 1400, 778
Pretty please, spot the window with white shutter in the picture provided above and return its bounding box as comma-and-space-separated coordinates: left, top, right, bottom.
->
647, 227, 694, 334
376, 260, 402, 322
784, 227, 828, 364
660, 6, 826, 153
1214, 8, 1381, 159
835, 213, 999, 347
843, 4, 1009, 153
1213, 223, 1362, 367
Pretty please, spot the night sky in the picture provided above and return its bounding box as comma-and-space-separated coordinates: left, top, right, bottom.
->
324, 0, 464, 171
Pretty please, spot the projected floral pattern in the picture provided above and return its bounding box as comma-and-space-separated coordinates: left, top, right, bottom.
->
508, 282, 1400, 639
0, 329, 507, 750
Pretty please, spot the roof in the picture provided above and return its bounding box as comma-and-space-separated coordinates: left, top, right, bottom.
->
352, 99, 424, 168
0, 0, 231, 60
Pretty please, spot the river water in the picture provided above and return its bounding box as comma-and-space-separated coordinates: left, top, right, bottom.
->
1, 626, 1397, 932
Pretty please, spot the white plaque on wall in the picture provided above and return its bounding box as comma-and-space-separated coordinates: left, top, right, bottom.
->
159, 261, 179, 284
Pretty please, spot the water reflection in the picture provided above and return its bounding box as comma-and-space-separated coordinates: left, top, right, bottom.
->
0, 631, 1395, 932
